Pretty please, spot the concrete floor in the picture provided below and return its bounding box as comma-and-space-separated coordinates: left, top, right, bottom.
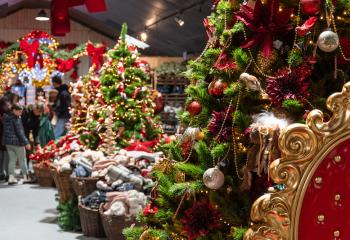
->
0, 181, 104, 240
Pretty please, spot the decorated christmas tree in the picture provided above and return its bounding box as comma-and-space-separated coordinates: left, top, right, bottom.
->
82, 23, 163, 153
124, 0, 350, 239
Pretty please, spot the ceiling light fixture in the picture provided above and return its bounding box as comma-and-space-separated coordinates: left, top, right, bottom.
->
140, 31, 148, 42
35, 9, 49, 21
175, 16, 185, 26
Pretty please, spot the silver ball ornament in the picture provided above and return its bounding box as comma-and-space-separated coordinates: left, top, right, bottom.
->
317, 29, 339, 52
203, 167, 225, 190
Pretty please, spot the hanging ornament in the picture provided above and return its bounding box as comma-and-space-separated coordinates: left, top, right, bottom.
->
301, 0, 321, 16
182, 127, 201, 141
317, 29, 339, 52
195, 130, 205, 141
208, 79, 228, 97
203, 167, 225, 190
239, 73, 261, 92
296, 17, 318, 36
187, 101, 202, 116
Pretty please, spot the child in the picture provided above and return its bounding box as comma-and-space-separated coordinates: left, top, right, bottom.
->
2, 104, 31, 184
32, 102, 55, 147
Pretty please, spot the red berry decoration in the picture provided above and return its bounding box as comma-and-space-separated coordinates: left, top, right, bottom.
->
187, 101, 202, 116
208, 79, 228, 97
98, 117, 104, 124
301, 0, 321, 16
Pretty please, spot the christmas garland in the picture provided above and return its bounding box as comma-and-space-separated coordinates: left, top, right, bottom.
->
0, 30, 107, 88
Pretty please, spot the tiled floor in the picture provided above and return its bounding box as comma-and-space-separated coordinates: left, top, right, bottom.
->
0, 181, 103, 240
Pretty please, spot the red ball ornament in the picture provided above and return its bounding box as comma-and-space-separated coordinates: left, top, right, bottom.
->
301, 0, 321, 16
208, 79, 228, 97
187, 101, 202, 116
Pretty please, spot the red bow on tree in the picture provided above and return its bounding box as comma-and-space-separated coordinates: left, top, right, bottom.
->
19, 40, 43, 68
51, 0, 106, 36
235, 0, 293, 57
56, 58, 78, 72
87, 43, 106, 70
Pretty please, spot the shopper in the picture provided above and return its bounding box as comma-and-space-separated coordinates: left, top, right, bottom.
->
52, 76, 71, 139
2, 103, 31, 184
32, 102, 55, 147
48, 89, 59, 120
0, 97, 10, 181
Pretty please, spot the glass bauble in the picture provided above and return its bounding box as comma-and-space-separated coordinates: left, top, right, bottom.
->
317, 29, 339, 52
203, 167, 225, 190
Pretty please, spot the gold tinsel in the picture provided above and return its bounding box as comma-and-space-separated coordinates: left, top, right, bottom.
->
254, 50, 278, 76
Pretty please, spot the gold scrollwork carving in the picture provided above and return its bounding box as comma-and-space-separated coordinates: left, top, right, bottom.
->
244, 82, 350, 240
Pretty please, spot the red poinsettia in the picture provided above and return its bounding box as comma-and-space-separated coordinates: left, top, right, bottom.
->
266, 64, 312, 105
181, 200, 221, 240
235, 0, 293, 57
214, 52, 237, 71
208, 108, 234, 141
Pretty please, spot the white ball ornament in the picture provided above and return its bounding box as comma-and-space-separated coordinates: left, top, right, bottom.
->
317, 29, 339, 52
203, 167, 225, 190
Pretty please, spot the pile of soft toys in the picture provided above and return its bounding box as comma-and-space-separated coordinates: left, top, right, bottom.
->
32, 136, 164, 219
69, 149, 163, 218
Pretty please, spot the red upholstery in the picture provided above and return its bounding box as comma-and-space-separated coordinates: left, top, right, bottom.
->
299, 138, 350, 239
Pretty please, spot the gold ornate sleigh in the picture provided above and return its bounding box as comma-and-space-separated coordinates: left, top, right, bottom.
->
244, 82, 350, 240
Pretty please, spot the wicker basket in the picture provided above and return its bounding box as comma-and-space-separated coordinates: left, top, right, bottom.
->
33, 165, 55, 187
71, 176, 99, 197
51, 167, 74, 203
78, 203, 105, 237
99, 207, 139, 240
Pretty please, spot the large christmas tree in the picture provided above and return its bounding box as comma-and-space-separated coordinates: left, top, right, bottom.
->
80, 24, 163, 153
123, 0, 350, 239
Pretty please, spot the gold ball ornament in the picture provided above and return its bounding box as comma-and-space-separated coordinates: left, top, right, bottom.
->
317, 29, 339, 52
195, 130, 205, 141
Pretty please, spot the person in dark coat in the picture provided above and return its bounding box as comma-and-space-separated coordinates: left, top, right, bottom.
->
2, 103, 31, 184
52, 76, 71, 139
0, 97, 10, 180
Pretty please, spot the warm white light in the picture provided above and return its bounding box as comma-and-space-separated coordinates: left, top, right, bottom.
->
35, 9, 49, 21
140, 32, 148, 42
175, 16, 185, 26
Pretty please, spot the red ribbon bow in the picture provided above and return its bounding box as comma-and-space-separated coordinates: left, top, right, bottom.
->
56, 58, 78, 72
87, 43, 106, 70
51, 0, 106, 36
19, 40, 43, 68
